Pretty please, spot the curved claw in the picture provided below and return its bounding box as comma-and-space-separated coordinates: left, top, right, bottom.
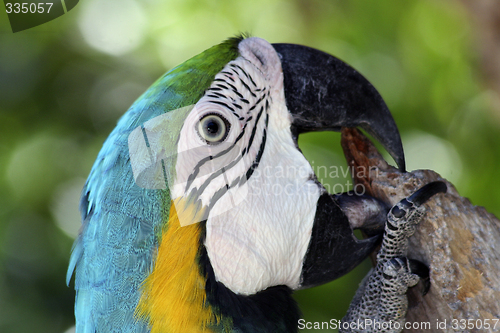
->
390, 181, 447, 220
407, 181, 447, 207
408, 259, 431, 296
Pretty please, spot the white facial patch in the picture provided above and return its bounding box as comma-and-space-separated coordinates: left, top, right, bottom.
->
201, 38, 322, 295
170, 38, 287, 226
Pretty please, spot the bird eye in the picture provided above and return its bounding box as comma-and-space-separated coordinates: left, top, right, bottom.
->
197, 114, 230, 144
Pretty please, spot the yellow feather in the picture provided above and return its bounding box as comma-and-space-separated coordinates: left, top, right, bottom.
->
136, 200, 218, 332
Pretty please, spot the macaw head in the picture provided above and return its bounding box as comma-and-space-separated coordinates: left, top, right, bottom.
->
69, 36, 404, 333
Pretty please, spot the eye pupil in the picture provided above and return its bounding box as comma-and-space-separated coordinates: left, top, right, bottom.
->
197, 114, 229, 144
206, 120, 219, 134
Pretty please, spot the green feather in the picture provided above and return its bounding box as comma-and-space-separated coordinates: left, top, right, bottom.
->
140, 35, 243, 111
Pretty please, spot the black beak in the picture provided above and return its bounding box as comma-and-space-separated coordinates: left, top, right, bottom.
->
272, 43, 405, 171
272, 43, 405, 288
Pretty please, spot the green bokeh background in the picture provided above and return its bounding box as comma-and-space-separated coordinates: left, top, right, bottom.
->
1, 1, 499, 332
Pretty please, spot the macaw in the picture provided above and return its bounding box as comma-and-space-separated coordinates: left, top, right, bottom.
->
67, 36, 446, 333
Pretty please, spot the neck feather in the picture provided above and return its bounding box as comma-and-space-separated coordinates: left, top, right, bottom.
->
137, 200, 217, 333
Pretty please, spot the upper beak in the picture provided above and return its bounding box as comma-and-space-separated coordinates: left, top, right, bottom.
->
272, 43, 405, 172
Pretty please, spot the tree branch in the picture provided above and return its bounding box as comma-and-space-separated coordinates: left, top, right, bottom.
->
341, 128, 500, 333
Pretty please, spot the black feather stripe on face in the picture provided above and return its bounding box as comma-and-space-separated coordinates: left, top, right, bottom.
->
182, 61, 271, 213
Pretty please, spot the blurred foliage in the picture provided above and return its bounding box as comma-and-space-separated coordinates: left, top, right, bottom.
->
0, 0, 499, 332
